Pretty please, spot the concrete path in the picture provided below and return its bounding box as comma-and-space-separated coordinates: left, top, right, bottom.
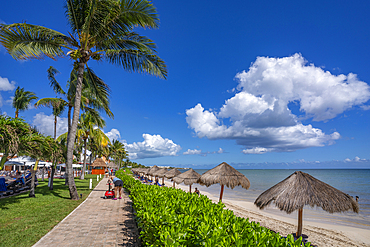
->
33, 177, 140, 247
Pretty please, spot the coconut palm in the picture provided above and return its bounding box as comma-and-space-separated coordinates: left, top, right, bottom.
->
47, 66, 113, 132
12, 86, 38, 118
77, 111, 109, 179
108, 139, 127, 168
0, 0, 167, 200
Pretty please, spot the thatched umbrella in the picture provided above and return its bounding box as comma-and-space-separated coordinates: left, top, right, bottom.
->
254, 171, 359, 237
90, 158, 107, 168
164, 168, 181, 187
172, 168, 201, 192
199, 162, 250, 202
107, 162, 118, 169
147, 165, 160, 181
152, 168, 168, 185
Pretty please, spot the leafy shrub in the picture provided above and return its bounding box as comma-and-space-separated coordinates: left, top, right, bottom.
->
116, 172, 311, 247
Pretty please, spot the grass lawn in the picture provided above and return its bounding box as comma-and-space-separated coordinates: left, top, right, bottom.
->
0, 174, 101, 247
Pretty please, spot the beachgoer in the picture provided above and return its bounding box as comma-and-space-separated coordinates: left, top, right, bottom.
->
356, 196, 359, 202
11, 171, 22, 179
109, 176, 123, 200
194, 187, 200, 195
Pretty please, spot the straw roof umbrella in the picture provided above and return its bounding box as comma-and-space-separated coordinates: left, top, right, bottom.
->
152, 168, 168, 185
90, 158, 107, 167
254, 171, 359, 237
164, 168, 181, 187
172, 168, 201, 192
199, 162, 250, 202
107, 162, 118, 169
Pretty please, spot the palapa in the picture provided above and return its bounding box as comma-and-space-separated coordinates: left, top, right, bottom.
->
152, 168, 168, 185
199, 162, 250, 202
172, 168, 201, 192
254, 171, 359, 237
147, 165, 160, 177
164, 168, 181, 187
107, 162, 118, 169
90, 158, 107, 167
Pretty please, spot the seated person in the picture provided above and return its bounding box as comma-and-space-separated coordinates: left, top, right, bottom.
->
10, 171, 22, 179
194, 187, 200, 195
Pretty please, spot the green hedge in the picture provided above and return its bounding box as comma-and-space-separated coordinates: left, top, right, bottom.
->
116, 171, 311, 247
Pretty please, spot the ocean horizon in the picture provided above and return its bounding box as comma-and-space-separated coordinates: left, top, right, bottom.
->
183, 169, 370, 230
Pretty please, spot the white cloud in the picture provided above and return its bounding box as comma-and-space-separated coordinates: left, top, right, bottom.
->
0, 76, 16, 91
235, 53, 370, 121
242, 147, 271, 154
216, 147, 224, 154
185, 54, 369, 154
105, 128, 121, 142
125, 134, 181, 159
32, 112, 68, 138
183, 149, 202, 155
0, 94, 3, 107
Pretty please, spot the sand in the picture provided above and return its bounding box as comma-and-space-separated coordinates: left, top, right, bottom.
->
158, 179, 370, 247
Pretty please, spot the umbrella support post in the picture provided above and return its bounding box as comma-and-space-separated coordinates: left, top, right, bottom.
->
189, 184, 191, 193
296, 208, 303, 237
219, 184, 224, 202
173, 181, 175, 188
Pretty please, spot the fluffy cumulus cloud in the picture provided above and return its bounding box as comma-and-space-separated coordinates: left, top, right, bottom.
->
0, 76, 16, 91
32, 112, 68, 138
125, 134, 181, 159
0, 77, 16, 107
105, 128, 121, 142
186, 54, 370, 153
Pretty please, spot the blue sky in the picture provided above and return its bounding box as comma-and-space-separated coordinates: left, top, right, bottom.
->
1, 0, 370, 169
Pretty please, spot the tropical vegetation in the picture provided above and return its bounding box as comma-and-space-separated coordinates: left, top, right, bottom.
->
0, 0, 167, 200
116, 171, 312, 247
12, 86, 38, 118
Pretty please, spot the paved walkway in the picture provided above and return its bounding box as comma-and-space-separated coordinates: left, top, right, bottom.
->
33, 177, 140, 247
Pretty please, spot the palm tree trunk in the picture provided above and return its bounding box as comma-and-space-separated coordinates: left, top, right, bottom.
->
68, 105, 72, 133
54, 115, 57, 140
80, 138, 87, 180
66, 62, 85, 200
15, 109, 19, 118
49, 163, 55, 190
29, 160, 39, 197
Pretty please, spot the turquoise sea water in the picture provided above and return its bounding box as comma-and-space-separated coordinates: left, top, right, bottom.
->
189, 169, 370, 230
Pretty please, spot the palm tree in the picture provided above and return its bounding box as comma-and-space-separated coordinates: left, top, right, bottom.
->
12, 86, 38, 118
77, 111, 109, 179
47, 66, 113, 132
0, 0, 167, 200
35, 98, 66, 140
108, 139, 127, 168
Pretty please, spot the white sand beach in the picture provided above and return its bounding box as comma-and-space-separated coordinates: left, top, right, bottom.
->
159, 179, 370, 247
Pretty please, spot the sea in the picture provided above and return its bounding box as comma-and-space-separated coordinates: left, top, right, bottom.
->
187, 169, 370, 230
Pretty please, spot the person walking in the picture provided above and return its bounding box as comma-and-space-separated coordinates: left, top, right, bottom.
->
109, 175, 123, 200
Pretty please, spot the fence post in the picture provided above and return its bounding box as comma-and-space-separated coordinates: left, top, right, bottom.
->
97, 175, 99, 181
89, 179, 92, 189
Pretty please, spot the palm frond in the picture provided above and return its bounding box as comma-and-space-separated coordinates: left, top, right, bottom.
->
105, 48, 167, 79
47, 66, 66, 95
0, 23, 69, 60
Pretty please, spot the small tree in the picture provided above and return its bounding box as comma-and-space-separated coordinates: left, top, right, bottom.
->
12, 86, 38, 118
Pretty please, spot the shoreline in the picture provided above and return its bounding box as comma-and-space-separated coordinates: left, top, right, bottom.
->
159, 178, 370, 247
